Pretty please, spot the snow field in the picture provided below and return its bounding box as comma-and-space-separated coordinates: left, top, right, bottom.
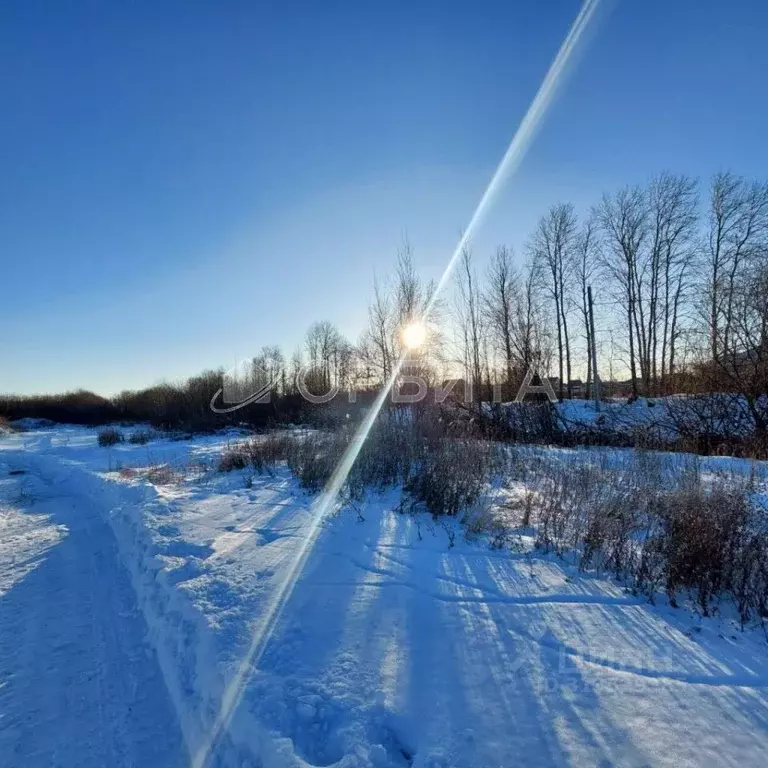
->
2, 426, 768, 766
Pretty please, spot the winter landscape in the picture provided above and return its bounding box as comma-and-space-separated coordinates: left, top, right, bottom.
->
2, 408, 768, 767
4, 0, 768, 766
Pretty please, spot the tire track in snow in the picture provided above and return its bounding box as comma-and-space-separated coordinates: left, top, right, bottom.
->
509, 624, 768, 689
0, 461, 187, 767
320, 552, 644, 606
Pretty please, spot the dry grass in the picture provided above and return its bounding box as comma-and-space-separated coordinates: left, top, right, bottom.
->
0, 416, 17, 433
524, 450, 768, 625
214, 414, 768, 625
97, 427, 123, 447
128, 429, 155, 445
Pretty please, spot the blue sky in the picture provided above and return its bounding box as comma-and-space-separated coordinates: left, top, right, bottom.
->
2, 0, 767, 395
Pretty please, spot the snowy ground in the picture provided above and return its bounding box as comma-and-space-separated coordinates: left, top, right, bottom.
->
2, 425, 768, 767
0, 443, 186, 766
555, 395, 767, 442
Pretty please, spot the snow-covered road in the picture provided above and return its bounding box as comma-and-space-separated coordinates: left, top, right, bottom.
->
0, 461, 185, 767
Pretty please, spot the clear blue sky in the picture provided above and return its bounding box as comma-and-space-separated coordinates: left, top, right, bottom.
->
2, 0, 767, 395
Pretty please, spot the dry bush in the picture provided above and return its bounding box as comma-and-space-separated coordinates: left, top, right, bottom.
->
217, 416, 428, 495
215, 411, 506, 519
145, 464, 181, 485
218, 443, 251, 472
348, 418, 416, 491
739, 433, 768, 461
530, 449, 768, 624
218, 432, 305, 476
463, 502, 514, 549
248, 432, 296, 474
493, 402, 558, 442
531, 450, 663, 563
128, 429, 155, 445
286, 431, 348, 492
97, 427, 123, 447
349, 410, 505, 512
404, 437, 502, 517
649, 482, 766, 620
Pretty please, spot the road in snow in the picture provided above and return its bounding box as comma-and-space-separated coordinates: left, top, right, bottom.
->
0, 459, 186, 768
2, 427, 768, 767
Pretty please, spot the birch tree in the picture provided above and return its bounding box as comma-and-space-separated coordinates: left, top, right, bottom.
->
597, 186, 648, 398
529, 203, 577, 399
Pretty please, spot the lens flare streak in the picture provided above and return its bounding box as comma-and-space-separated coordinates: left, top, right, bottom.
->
192, 2, 602, 764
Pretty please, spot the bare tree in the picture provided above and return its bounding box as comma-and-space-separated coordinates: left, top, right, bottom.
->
252, 345, 285, 395
455, 248, 486, 405
529, 203, 577, 399
574, 214, 600, 398
484, 246, 519, 392
705, 172, 768, 365
644, 173, 699, 393
362, 272, 394, 382
511, 258, 552, 379
597, 186, 648, 398
359, 238, 445, 395
697, 173, 768, 435
305, 320, 346, 393
395, 239, 421, 331
394, 239, 444, 387
288, 347, 303, 395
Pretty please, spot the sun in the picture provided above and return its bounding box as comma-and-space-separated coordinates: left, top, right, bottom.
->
402, 320, 427, 351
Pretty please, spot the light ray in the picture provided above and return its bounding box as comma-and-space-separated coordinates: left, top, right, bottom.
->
192, 2, 602, 765
425, 0, 601, 315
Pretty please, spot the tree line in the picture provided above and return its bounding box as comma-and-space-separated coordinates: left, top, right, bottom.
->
356, 171, 766, 413
2, 169, 766, 435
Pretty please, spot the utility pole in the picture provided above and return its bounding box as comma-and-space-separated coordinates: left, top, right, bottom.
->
587, 285, 601, 410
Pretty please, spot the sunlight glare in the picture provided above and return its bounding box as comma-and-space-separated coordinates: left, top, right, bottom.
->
402, 321, 427, 351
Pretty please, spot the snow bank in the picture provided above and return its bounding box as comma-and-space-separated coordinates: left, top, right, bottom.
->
0, 432, 253, 764
557, 394, 767, 443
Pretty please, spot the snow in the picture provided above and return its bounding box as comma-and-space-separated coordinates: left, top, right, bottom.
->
2, 425, 768, 766
0, 449, 185, 767
556, 395, 767, 441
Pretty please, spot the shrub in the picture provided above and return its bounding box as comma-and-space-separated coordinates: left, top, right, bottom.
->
218, 432, 297, 475
215, 410, 505, 514
97, 427, 123, 447
146, 464, 179, 485
404, 437, 501, 517
394, 412, 505, 517
128, 429, 154, 445
653, 482, 761, 617
530, 449, 768, 624
248, 432, 295, 474
218, 444, 250, 472
286, 432, 347, 492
